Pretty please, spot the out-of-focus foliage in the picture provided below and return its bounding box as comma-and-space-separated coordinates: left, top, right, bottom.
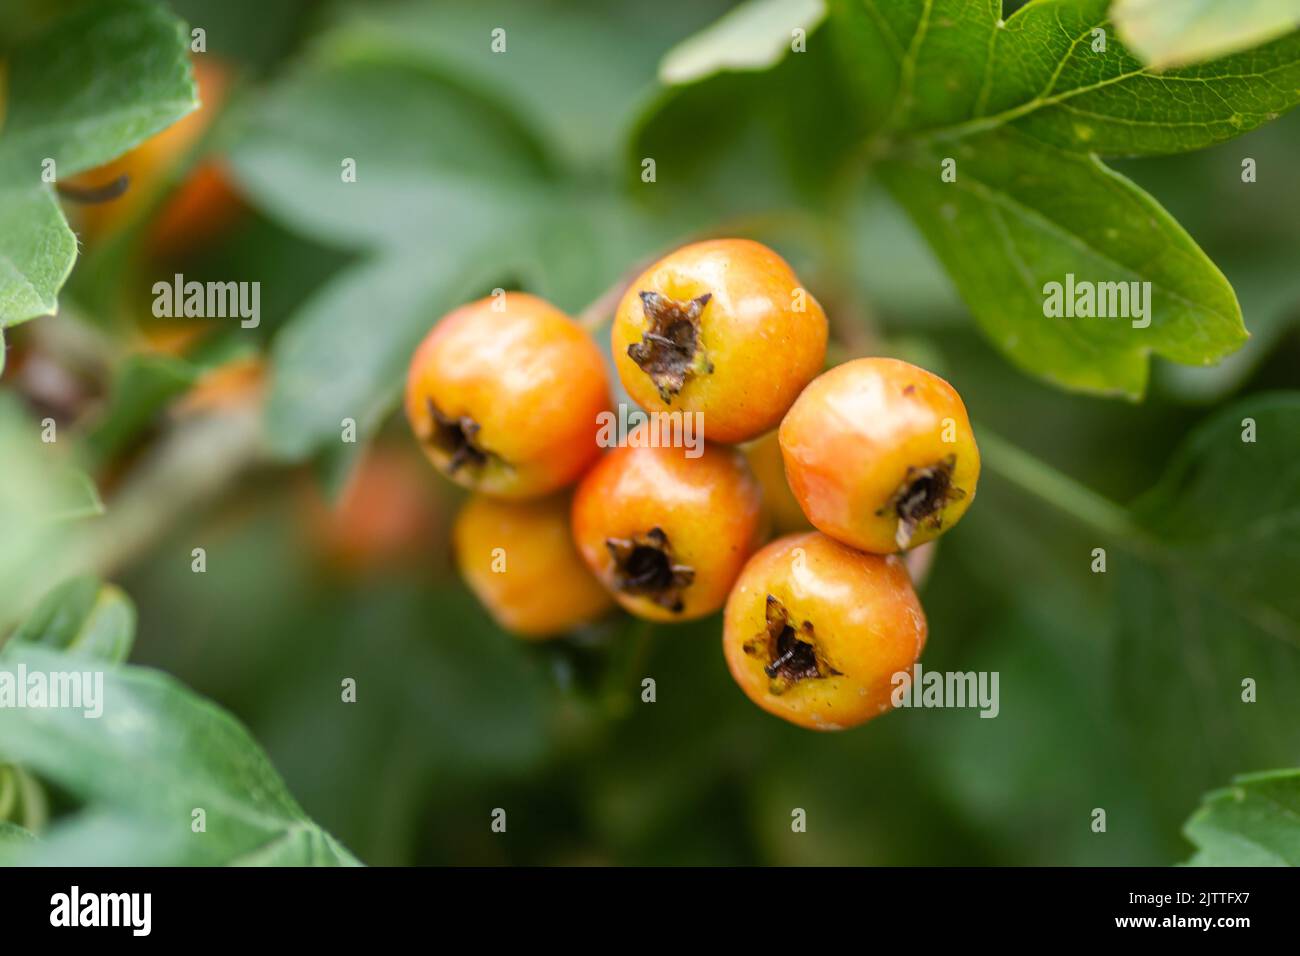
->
1184, 769, 1300, 865
1113, 0, 1300, 69
0, 599, 358, 866
0, 0, 1298, 866
0, 0, 196, 325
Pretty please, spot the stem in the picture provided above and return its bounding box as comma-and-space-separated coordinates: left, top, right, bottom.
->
977, 427, 1148, 545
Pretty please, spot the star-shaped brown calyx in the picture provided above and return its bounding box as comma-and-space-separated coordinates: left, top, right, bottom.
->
626, 291, 714, 403
878, 454, 966, 550
605, 526, 695, 613
421, 397, 491, 474
743, 595, 839, 694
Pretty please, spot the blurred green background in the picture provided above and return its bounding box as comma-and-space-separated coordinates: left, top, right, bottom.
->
2, 0, 1299, 865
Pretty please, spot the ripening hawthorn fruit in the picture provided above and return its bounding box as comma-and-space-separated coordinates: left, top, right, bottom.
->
780, 357, 979, 553
743, 430, 811, 536
611, 239, 827, 444
454, 493, 613, 638
723, 532, 927, 731
303, 446, 444, 576
406, 292, 611, 499
570, 433, 763, 622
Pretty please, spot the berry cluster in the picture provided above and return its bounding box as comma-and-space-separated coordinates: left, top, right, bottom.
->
406, 239, 980, 731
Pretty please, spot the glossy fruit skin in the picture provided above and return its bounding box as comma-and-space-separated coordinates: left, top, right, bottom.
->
571, 435, 763, 622
455, 493, 613, 639
405, 292, 611, 499
611, 239, 827, 444
723, 532, 927, 731
743, 429, 811, 536
780, 357, 979, 554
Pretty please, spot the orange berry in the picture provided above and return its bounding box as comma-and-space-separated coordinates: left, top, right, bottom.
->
571, 435, 763, 622
611, 239, 827, 444
742, 429, 811, 536
454, 493, 613, 639
405, 293, 611, 499
303, 446, 445, 576
723, 532, 927, 731
780, 357, 979, 553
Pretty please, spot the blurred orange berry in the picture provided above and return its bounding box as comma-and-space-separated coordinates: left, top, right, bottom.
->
454, 492, 613, 639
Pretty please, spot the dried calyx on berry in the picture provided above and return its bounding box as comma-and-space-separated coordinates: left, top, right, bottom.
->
626, 291, 714, 403
419, 398, 493, 474
878, 454, 967, 550
744, 594, 839, 694
604, 527, 695, 613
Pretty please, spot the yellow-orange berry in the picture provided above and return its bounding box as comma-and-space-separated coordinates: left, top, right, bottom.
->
454, 493, 613, 639
571, 435, 763, 622
406, 292, 611, 499
780, 357, 979, 553
611, 239, 827, 444
723, 532, 927, 731
743, 430, 811, 536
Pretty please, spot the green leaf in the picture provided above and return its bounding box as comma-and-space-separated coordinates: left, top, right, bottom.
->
263, 251, 494, 461
311, 0, 725, 172
878, 127, 1244, 396
1131, 393, 1300, 634
830, 0, 1001, 135
9, 577, 137, 665
0, 821, 35, 844
84, 353, 199, 464
0, 0, 196, 182
0, 186, 78, 326
0, 397, 102, 625
228, 56, 548, 250
0, 0, 195, 328
1184, 769, 1300, 865
1114, 0, 1300, 70
825, 0, 1300, 395
1113, 394, 1300, 825
659, 0, 827, 85
0, 763, 47, 833
630, 33, 863, 216
969, 0, 1300, 156
0, 645, 361, 866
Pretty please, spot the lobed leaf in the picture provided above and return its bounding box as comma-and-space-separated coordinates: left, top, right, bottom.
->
827, 0, 1300, 395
